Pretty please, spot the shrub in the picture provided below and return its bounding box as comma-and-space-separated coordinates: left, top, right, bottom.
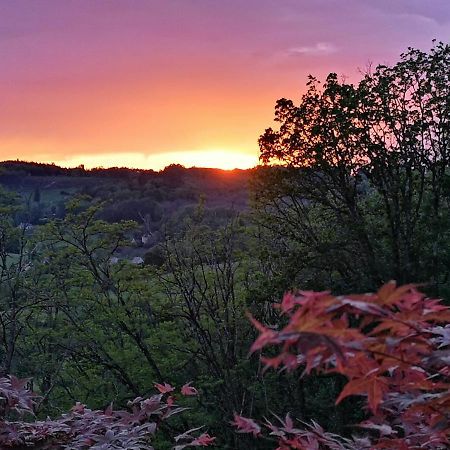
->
234, 282, 450, 449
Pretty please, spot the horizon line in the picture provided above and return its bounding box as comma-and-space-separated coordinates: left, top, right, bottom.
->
0, 159, 260, 173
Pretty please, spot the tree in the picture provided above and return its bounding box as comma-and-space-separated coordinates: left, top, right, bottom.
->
157, 217, 259, 448
255, 42, 450, 295
0, 187, 45, 377
32, 197, 169, 410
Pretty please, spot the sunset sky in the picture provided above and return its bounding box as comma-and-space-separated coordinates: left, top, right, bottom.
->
1, 0, 449, 170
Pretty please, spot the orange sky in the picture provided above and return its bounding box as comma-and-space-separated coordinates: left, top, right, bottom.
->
0, 1, 448, 170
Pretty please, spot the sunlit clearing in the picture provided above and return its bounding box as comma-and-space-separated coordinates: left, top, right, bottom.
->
47, 149, 258, 171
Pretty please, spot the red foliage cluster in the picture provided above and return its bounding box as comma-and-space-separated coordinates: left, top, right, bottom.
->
234, 282, 450, 449
0, 378, 214, 449
3, 283, 450, 449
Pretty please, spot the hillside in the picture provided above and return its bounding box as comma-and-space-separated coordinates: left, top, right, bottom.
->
0, 160, 252, 263
0, 160, 251, 224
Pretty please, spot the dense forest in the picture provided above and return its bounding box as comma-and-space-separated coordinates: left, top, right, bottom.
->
0, 42, 449, 449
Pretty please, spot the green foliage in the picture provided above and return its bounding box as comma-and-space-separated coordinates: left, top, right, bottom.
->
256, 41, 450, 295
